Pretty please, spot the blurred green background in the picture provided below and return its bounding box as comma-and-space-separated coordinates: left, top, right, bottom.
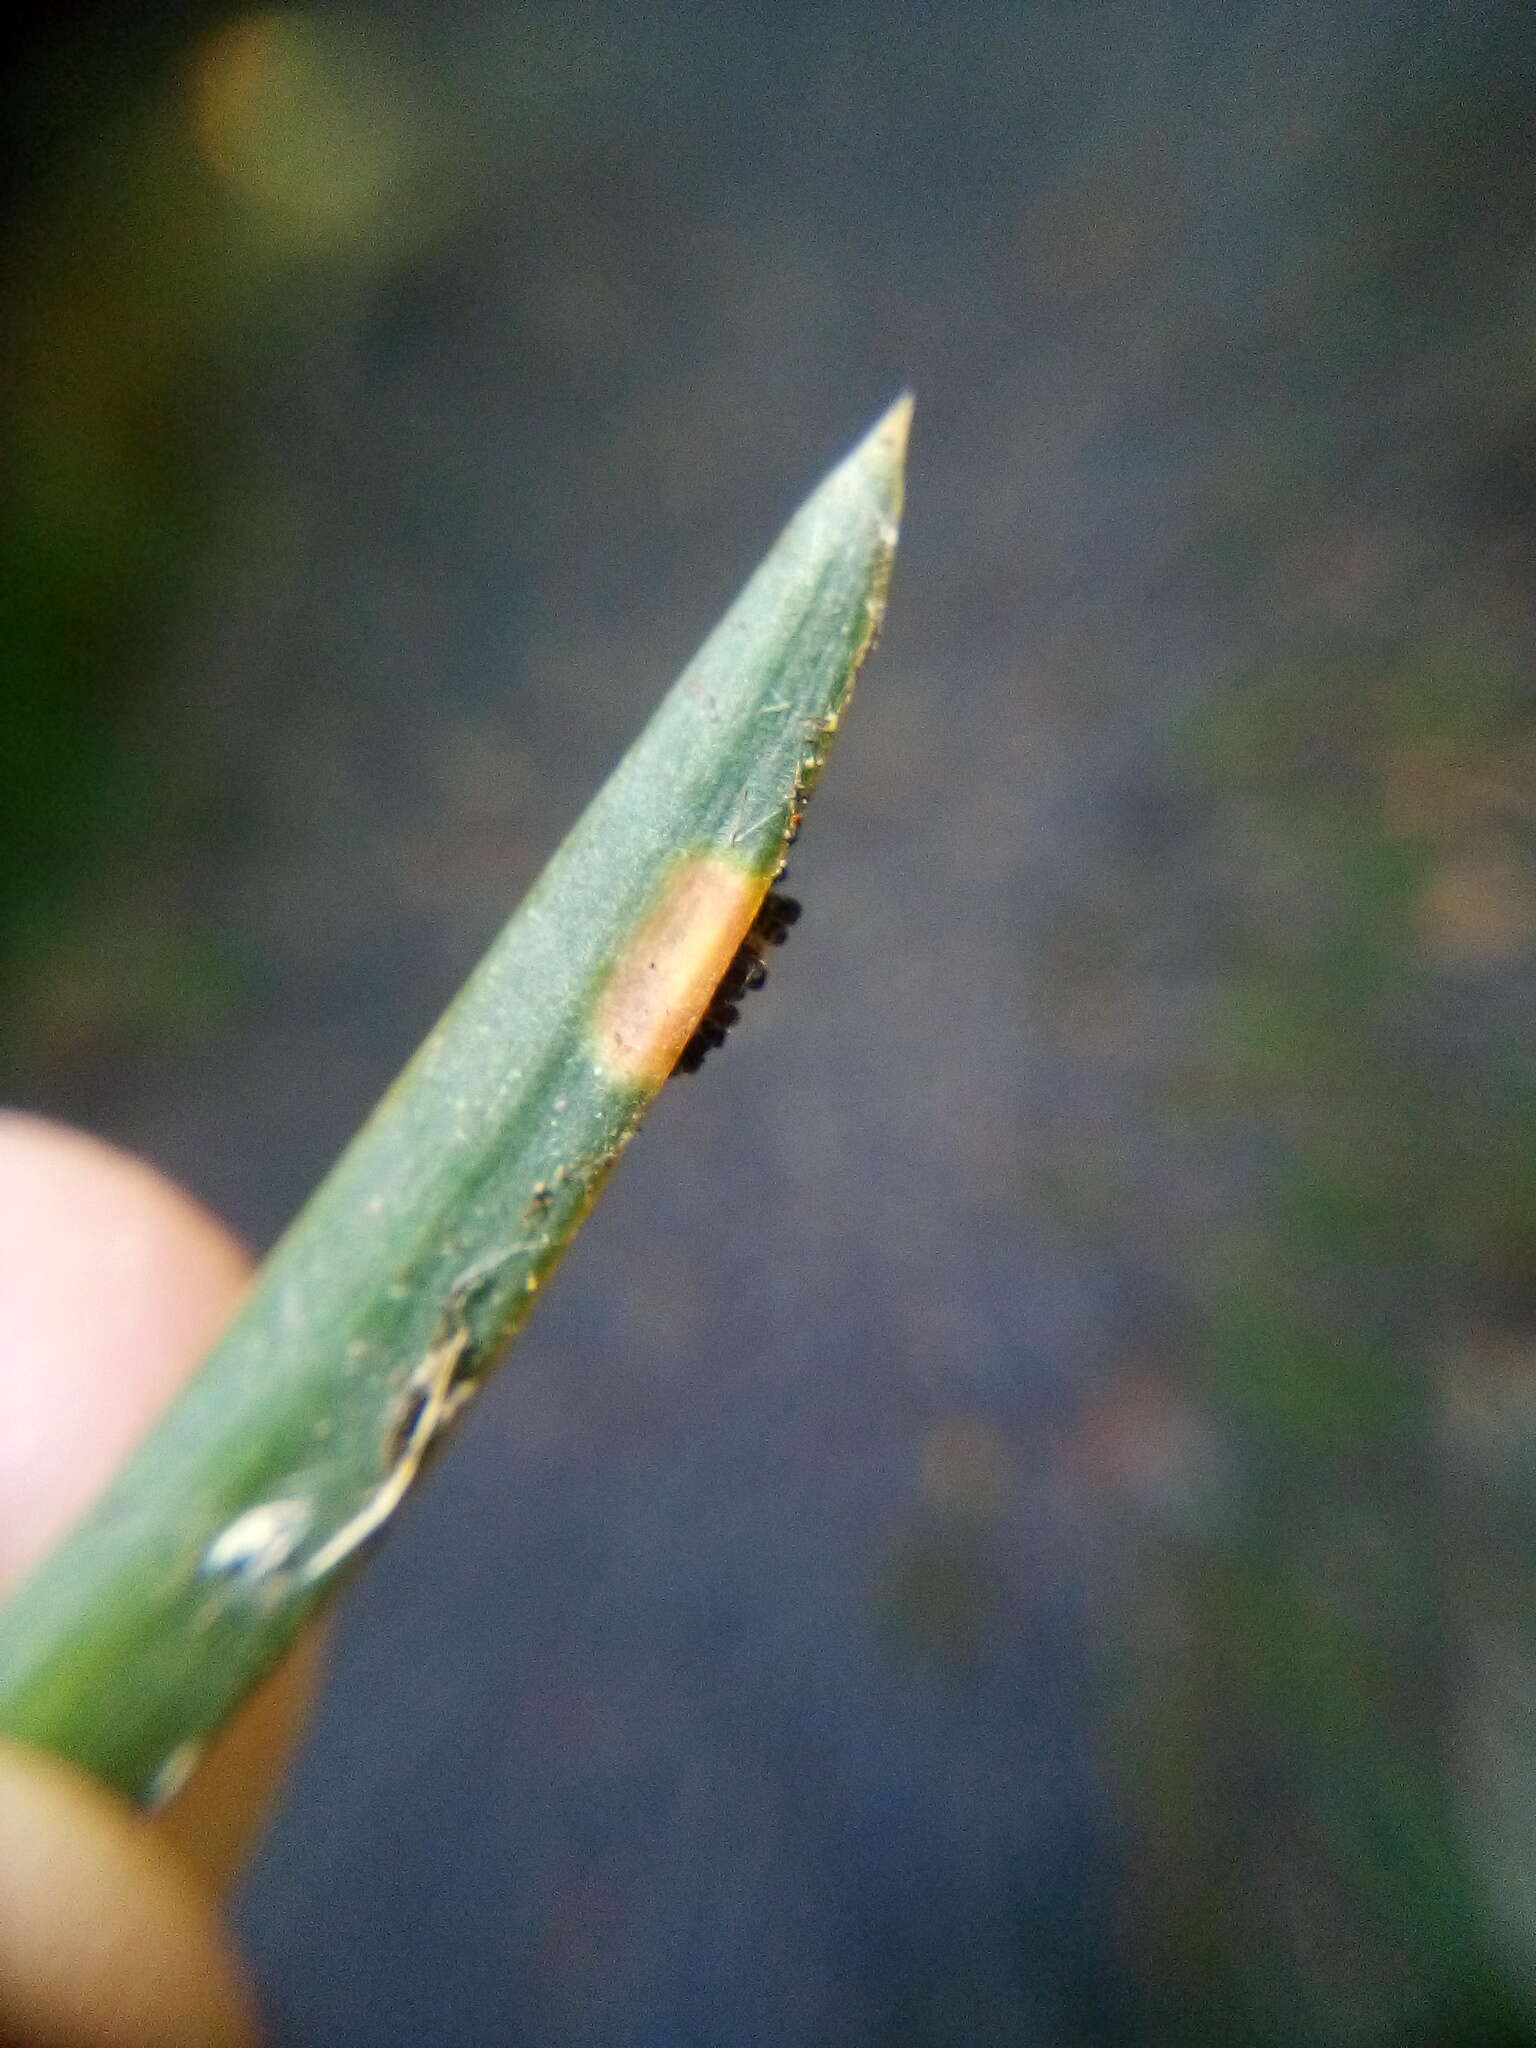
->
6, 2, 1536, 2043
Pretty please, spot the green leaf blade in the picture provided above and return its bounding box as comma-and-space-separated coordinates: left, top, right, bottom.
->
0, 395, 911, 1799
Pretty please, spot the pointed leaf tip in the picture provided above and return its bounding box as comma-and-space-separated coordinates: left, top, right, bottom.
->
856, 390, 913, 511
804, 392, 911, 552
872, 389, 915, 460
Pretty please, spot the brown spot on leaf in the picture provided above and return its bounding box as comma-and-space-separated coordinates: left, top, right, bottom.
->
592, 855, 763, 1088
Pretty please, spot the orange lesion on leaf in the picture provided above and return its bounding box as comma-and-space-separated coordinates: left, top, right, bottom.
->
592, 854, 764, 1088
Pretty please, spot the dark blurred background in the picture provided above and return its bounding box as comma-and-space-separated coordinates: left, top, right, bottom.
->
6, 1, 1536, 2041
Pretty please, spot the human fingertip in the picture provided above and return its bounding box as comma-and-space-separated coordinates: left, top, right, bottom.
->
0, 1112, 250, 1591
0, 1735, 261, 2047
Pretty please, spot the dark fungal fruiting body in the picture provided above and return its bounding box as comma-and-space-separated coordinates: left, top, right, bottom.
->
673, 885, 801, 1074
